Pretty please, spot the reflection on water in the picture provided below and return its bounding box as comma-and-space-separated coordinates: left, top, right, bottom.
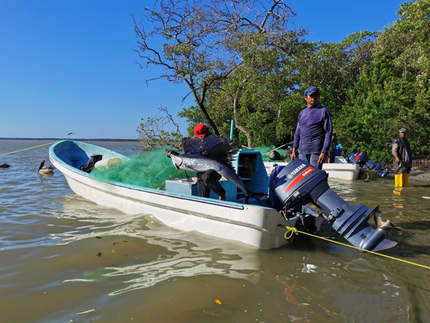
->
257, 239, 415, 322
1, 140, 430, 322
327, 177, 358, 203
393, 188, 406, 217
104, 241, 260, 296
56, 194, 261, 296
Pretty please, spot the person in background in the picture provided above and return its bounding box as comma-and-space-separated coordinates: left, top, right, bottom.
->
327, 132, 346, 163
392, 128, 412, 187
291, 86, 333, 169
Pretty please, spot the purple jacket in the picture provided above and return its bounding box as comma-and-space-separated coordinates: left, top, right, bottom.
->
293, 104, 333, 155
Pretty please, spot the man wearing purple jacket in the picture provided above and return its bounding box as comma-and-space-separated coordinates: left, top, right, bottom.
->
291, 86, 333, 169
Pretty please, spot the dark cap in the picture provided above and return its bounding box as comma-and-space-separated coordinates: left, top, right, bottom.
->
193, 123, 208, 139
304, 86, 319, 96
399, 128, 407, 133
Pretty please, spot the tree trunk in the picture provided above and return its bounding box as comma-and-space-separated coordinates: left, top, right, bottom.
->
233, 97, 253, 148
187, 80, 220, 136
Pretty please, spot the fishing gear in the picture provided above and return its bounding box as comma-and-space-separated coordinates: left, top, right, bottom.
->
269, 158, 397, 251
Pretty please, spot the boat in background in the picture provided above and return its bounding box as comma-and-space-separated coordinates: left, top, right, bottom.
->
322, 156, 360, 180
265, 157, 360, 181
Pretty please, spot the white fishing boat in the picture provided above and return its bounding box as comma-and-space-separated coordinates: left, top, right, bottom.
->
49, 140, 293, 250
322, 157, 360, 180
264, 157, 360, 180
50, 140, 396, 251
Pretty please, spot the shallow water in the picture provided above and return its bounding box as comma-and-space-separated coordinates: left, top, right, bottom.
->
1, 139, 430, 323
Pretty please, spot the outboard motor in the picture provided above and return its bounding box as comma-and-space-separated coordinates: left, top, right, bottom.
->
271, 159, 396, 251
347, 150, 389, 177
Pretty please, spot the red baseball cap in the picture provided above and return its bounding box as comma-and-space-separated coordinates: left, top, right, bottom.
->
193, 123, 208, 139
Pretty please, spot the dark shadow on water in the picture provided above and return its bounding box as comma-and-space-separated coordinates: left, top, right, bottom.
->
383, 241, 430, 258
400, 220, 430, 231
281, 235, 362, 255
376, 231, 430, 258
279, 228, 430, 260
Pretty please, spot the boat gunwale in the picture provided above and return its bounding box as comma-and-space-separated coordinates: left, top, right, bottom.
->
49, 140, 294, 249
49, 140, 278, 211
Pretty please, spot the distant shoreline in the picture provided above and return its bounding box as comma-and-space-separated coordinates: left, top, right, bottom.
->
0, 138, 138, 142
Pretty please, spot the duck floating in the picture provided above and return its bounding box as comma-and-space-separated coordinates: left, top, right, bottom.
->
0, 163, 11, 168
38, 160, 54, 175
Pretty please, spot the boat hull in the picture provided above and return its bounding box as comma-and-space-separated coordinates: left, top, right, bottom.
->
265, 158, 360, 181
50, 140, 291, 249
322, 163, 360, 180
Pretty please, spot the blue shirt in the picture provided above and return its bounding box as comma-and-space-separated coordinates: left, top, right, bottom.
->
293, 104, 333, 155
335, 143, 343, 156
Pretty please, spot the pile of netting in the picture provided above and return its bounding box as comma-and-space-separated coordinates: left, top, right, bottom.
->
92, 148, 194, 190
253, 146, 291, 162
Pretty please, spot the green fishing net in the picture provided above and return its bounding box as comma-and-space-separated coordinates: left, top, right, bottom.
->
253, 146, 291, 162
92, 148, 194, 190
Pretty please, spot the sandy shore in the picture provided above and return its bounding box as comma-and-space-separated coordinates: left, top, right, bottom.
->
408, 166, 430, 183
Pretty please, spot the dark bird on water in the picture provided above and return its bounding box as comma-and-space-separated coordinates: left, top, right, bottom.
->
0, 163, 11, 168
38, 160, 54, 175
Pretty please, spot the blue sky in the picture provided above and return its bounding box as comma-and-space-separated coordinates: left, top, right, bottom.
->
0, 0, 405, 139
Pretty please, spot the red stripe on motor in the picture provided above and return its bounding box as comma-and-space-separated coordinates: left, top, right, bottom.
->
354, 152, 362, 161
284, 167, 315, 194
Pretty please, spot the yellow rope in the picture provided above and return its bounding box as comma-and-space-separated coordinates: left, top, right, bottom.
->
0, 141, 57, 157
285, 226, 430, 270
285, 226, 297, 240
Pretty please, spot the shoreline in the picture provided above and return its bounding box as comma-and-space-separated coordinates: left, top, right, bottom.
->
408, 166, 430, 183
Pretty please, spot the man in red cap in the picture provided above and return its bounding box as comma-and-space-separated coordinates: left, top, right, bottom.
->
192, 124, 226, 200
193, 123, 208, 139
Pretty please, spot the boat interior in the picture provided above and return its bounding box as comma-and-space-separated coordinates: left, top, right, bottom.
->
165, 149, 272, 204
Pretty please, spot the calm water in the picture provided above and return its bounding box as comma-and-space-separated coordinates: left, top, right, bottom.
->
1, 139, 430, 323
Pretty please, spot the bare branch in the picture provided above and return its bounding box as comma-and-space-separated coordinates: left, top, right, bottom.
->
133, 0, 300, 141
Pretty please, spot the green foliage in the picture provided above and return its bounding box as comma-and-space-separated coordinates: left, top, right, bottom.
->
136, 0, 430, 160
202, 30, 306, 148
337, 0, 430, 162
291, 31, 376, 118
374, 0, 430, 86
177, 105, 207, 137
135, 0, 300, 137
136, 107, 182, 150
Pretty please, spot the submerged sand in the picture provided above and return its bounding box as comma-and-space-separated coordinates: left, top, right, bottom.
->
409, 166, 430, 183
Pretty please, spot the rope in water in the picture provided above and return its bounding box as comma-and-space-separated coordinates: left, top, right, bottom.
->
0, 142, 57, 157
284, 226, 430, 270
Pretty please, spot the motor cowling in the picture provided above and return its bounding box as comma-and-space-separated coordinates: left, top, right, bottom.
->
270, 158, 396, 251
347, 150, 389, 177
